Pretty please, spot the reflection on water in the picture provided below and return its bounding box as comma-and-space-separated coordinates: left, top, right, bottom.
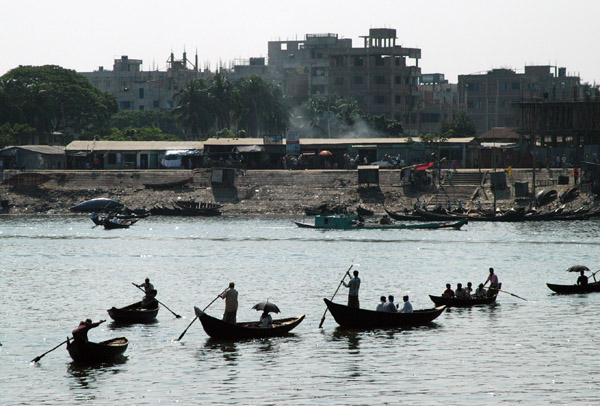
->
67, 356, 128, 397
204, 339, 239, 364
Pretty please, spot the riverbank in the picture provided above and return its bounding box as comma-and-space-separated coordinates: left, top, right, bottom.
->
0, 168, 595, 216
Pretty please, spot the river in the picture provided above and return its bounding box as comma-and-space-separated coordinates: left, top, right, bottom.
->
1, 215, 599, 405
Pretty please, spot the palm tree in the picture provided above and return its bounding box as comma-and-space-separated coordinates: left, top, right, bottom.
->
173, 79, 216, 140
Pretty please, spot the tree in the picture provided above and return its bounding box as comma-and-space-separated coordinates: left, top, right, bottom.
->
173, 79, 217, 139
302, 94, 361, 137
0, 65, 117, 138
234, 75, 289, 137
438, 111, 477, 138
101, 126, 180, 141
109, 110, 181, 138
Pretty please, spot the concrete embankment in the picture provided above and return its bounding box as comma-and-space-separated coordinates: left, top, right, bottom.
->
0, 167, 593, 216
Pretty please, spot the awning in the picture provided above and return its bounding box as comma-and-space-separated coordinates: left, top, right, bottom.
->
351, 145, 377, 149
166, 149, 202, 156
415, 162, 434, 171
235, 145, 264, 153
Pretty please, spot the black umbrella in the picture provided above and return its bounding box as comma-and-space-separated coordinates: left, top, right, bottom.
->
567, 265, 590, 273
252, 301, 280, 313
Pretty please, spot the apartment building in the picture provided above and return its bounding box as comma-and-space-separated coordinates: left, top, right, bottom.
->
81, 53, 209, 111
418, 73, 459, 134
458, 66, 583, 134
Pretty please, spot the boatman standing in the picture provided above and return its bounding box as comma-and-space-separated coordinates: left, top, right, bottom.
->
343, 270, 361, 309
72, 319, 105, 344
220, 282, 238, 323
136, 278, 158, 308
484, 267, 500, 297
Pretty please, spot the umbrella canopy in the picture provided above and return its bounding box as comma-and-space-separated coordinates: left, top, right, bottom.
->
567, 265, 591, 273
252, 301, 280, 313
319, 150, 333, 157
70, 198, 123, 212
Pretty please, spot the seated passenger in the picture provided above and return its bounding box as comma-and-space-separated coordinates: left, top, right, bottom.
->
475, 283, 487, 297
465, 282, 473, 296
259, 311, 273, 328
376, 296, 387, 311
442, 283, 455, 298
455, 283, 469, 299
379, 215, 392, 225
399, 295, 413, 313
384, 295, 398, 312
577, 270, 588, 286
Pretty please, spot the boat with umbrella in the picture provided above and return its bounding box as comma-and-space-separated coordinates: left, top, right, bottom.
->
547, 265, 600, 294
194, 301, 304, 340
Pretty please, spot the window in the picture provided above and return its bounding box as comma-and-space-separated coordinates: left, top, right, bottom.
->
375, 56, 384, 66
503, 100, 509, 108
119, 101, 133, 109
354, 56, 363, 67
108, 153, 117, 164
500, 83, 508, 91
281, 43, 287, 51
467, 101, 474, 108
139, 105, 144, 110
333, 56, 344, 67
374, 95, 385, 104
395, 75, 402, 84
512, 82, 520, 90
334, 77, 344, 86
353, 76, 363, 85
395, 95, 401, 104
153, 100, 159, 108
476, 101, 482, 109
139, 88, 144, 99
375, 75, 386, 85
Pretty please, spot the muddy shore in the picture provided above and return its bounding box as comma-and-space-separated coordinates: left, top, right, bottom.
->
0, 168, 595, 216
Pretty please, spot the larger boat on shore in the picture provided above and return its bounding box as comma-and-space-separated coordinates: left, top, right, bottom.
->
294, 214, 467, 230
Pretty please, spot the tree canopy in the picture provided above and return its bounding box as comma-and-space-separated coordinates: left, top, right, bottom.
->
438, 111, 477, 138
0, 65, 117, 138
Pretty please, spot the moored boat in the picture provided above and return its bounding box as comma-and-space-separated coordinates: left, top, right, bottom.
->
384, 207, 422, 221
66, 336, 129, 363
107, 301, 159, 323
194, 307, 305, 339
429, 294, 497, 307
323, 298, 445, 329
143, 177, 193, 189
294, 214, 467, 230
546, 281, 600, 294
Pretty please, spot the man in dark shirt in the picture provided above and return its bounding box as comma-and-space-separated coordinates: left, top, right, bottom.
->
72, 319, 105, 343
577, 270, 588, 286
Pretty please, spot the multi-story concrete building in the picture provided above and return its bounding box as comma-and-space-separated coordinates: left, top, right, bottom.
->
458, 65, 583, 134
81, 53, 209, 111
418, 73, 459, 134
268, 29, 422, 134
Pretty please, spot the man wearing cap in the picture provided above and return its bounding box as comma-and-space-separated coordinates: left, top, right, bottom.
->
220, 282, 238, 323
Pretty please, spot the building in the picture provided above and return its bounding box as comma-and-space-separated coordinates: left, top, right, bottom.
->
418, 73, 459, 134
80, 53, 210, 111
0, 145, 66, 170
227, 57, 282, 85
267, 29, 422, 134
458, 65, 585, 134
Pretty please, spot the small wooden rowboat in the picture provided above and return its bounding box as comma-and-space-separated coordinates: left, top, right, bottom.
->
194, 307, 305, 339
429, 294, 498, 307
323, 299, 445, 329
66, 336, 129, 363
294, 214, 467, 230
107, 301, 159, 323
546, 281, 600, 294
103, 218, 138, 229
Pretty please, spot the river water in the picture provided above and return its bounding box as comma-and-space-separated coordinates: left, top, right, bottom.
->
1, 215, 600, 405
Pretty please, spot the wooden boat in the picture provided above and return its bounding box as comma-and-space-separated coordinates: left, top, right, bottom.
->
429, 294, 497, 307
415, 208, 468, 221
103, 218, 137, 229
323, 299, 445, 329
143, 177, 193, 189
356, 206, 374, 217
175, 200, 223, 210
384, 207, 422, 221
150, 205, 221, 216
303, 204, 345, 216
535, 189, 557, 206
107, 300, 159, 323
194, 306, 305, 339
546, 281, 600, 294
66, 336, 129, 363
467, 208, 526, 222
294, 214, 467, 230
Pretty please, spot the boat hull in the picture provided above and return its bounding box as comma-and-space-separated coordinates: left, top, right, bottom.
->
547, 282, 600, 294
323, 298, 445, 329
66, 337, 128, 363
107, 301, 159, 323
194, 307, 304, 339
429, 295, 497, 307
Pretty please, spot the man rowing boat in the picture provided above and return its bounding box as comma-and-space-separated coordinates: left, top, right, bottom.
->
484, 267, 499, 297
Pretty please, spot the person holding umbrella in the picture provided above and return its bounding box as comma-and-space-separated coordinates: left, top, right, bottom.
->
252, 301, 280, 328
577, 269, 589, 286
342, 270, 361, 309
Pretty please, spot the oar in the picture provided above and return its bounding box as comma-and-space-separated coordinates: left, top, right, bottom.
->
31, 339, 69, 363
319, 264, 354, 328
132, 283, 181, 318
176, 287, 228, 341
499, 289, 528, 301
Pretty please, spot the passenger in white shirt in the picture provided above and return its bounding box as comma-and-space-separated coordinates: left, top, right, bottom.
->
399, 295, 413, 313
259, 311, 272, 328
376, 296, 387, 311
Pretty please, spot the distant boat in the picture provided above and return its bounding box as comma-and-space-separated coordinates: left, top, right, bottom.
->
546, 282, 600, 294
143, 177, 193, 189
70, 198, 123, 212
108, 301, 159, 323
429, 294, 498, 307
294, 214, 467, 230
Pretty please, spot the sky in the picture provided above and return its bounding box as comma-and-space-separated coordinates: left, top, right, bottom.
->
2, 0, 599, 84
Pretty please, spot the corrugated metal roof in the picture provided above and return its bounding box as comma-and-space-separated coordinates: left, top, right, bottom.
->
66, 141, 205, 151
203, 137, 475, 146
1, 145, 66, 155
